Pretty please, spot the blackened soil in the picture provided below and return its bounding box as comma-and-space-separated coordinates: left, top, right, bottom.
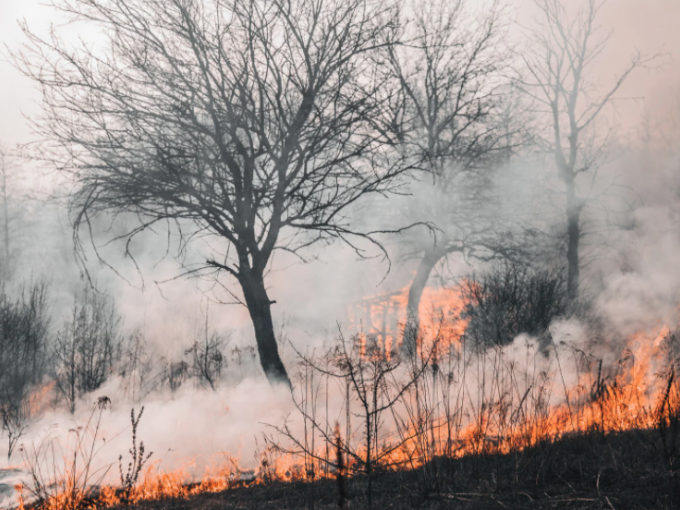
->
106, 429, 678, 509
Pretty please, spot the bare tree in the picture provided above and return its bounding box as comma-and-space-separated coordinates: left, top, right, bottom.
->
385, 0, 523, 348
14, 0, 410, 386
186, 332, 226, 391
54, 289, 123, 413
519, 0, 655, 300
0, 281, 51, 460
117, 332, 166, 403
0, 148, 9, 279
184, 304, 227, 390
0, 145, 31, 283
268, 331, 434, 508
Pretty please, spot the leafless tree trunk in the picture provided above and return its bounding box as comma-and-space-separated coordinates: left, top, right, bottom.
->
519, 0, 654, 301
14, 0, 410, 386
386, 0, 523, 350
566, 180, 582, 299
404, 246, 447, 350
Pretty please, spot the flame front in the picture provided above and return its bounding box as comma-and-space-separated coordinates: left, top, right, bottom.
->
16, 284, 680, 509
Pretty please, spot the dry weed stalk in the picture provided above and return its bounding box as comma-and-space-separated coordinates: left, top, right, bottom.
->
21, 396, 112, 510
267, 328, 437, 509
118, 407, 152, 504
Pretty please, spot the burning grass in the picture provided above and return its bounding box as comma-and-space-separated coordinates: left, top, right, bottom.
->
18, 427, 680, 509
11, 281, 680, 510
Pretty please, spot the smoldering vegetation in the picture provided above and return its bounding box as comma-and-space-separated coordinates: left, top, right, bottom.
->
0, 0, 679, 508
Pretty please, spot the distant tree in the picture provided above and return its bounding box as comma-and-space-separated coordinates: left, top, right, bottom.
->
385, 0, 524, 350
519, 0, 656, 300
0, 281, 51, 459
0, 145, 31, 283
54, 289, 123, 413
15, 0, 410, 386
0, 148, 9, 279
185, 325, 226, 391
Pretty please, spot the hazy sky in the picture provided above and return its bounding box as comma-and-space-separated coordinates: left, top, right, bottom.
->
1, 0, 679, 146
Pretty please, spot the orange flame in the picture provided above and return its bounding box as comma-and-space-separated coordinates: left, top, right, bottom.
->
15, 286, 680, 509
347, 281, 472, 355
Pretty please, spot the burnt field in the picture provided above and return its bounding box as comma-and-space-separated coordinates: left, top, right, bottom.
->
93, 428, 676, 510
